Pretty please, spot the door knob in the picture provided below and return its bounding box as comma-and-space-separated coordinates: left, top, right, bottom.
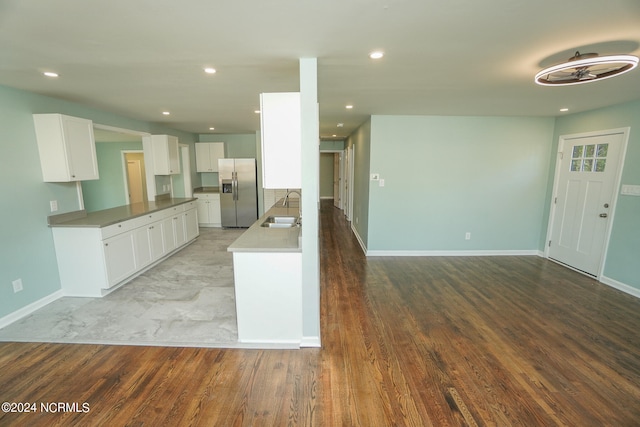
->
599, 213, 608, 218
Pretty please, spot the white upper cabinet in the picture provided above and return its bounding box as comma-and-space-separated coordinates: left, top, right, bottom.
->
151, 135, 180, 175
260, 92, 301, 189
33, 114, 99, 182
195, 142, 225, 172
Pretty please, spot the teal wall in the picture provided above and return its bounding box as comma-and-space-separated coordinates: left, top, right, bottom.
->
82, 141, 143, 212
551, 99, 640, 290
319, 153, 334, 198
0, 84, 197, 319
364, 115, 555, 252
320, 140, 345, 151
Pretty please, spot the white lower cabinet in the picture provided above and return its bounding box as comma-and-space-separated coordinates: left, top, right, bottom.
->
195, 193, 221, 227
52, 203, 199, 297
148, 220, 165, 261
104, 232, 137, 287
184, 207, 199, 241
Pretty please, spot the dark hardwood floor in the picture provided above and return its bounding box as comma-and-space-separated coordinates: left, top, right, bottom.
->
1, 200, 639, 426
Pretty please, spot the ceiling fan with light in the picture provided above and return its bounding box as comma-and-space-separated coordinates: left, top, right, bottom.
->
535, 51, 639, 86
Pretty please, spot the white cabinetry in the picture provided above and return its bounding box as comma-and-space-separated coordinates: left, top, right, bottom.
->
104, 232, 137, 287
184, 204, 199, 241
151, 135, 180, 175
233, 252, 302, 344
51, 202, 199, 297
195, 142, 225, 172
33, 114, 99, 182
260, 92, 301, 189
195, 193, 221, 227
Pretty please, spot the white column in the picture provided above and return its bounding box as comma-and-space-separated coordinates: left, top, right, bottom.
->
299, 58, 321, 347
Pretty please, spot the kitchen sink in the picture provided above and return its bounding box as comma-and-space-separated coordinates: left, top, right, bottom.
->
260, 215, 300, 228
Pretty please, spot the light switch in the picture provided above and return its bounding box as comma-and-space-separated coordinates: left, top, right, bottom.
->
379, 179, 385, 187
50, 200, 58, 212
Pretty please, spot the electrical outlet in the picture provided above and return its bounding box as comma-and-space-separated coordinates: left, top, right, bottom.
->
50, 200, 58, 212
12, 279, 23, 293
465, 232, 471, 240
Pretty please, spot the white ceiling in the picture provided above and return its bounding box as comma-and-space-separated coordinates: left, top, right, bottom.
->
1, 0, 639, 140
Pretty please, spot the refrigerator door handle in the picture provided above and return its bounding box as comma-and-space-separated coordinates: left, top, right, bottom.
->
233, 171, 238, 201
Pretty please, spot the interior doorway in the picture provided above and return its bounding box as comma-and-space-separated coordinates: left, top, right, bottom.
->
320, 150, 344, 210
123, 151, 148, 204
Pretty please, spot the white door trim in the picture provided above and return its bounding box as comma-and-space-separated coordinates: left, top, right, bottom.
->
320, 149, 345, 210
544, 127, 630, 279
180, 144, 193, 198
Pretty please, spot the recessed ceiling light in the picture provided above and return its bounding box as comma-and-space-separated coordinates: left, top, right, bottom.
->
560, 108, 569, 112
209, 127, 215, 130
254, 110, 261, 114
204, 67, 217, 74
337, 123, 344, 127
43, 71, 58, 78
345, 105, 353, 109
162, 111, 170, 115
369, 51, 384, 59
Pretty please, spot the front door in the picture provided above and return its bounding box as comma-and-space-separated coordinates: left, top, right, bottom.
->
548, 130, 626, 276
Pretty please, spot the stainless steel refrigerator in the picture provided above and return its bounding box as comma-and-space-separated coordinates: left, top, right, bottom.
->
218, 158, 258, 227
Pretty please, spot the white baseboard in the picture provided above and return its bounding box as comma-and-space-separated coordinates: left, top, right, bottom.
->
301, 336, 321, 348
366, 249, 541, 257
600, 275, 640, 299
0, 290, 63, 329
350, 223, 367, 255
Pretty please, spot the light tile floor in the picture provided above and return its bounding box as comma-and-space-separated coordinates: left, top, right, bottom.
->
0, 228, 246, 348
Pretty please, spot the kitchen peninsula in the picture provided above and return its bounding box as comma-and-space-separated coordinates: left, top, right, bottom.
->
49, 198, 198, 297
228, 200, 302, 347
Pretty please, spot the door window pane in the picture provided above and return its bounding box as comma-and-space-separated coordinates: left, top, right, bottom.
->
572, 145, 583, 158
583, 159, 594, 172
571, 160, 582, 171
597, 144, 608, 158
595, 159, 606, 172
585, 145, 595, 158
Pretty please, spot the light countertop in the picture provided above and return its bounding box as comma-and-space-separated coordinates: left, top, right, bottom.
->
48, 198, 197, 228
227, 201, 301, 253
193, 186, 220, 194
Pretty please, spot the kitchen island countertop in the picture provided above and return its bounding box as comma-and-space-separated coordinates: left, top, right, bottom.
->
227, 201, 301, 253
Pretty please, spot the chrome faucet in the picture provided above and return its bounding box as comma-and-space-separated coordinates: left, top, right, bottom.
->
282, 190, 301, 207
283, 190, 302, 224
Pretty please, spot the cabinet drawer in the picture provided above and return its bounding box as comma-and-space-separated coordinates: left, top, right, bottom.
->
141, 211, 164, 224
102, 221, 134, 239
183, 201, 197, 210
194, 193, 220, 200
163, 204, 185, 218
